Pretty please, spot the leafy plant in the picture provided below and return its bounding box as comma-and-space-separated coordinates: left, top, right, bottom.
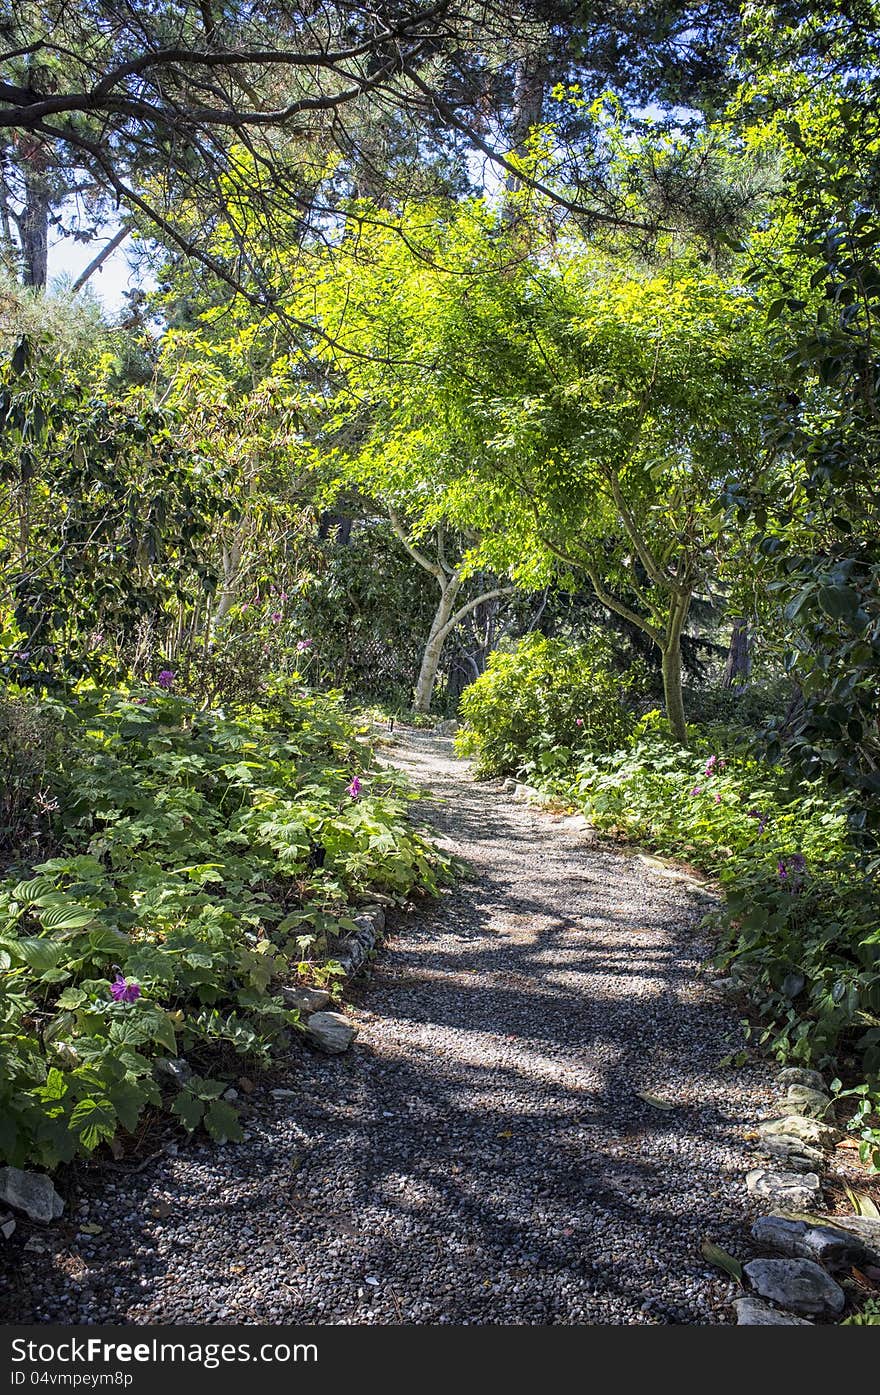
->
0, 684, 448, 1168
456, 634, 638, 777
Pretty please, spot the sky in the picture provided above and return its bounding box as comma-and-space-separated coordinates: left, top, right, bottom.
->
48, 227, 148, 315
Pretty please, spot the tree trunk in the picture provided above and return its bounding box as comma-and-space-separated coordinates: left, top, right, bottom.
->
413, 581, 459, 713
722, 616, 752, 689
661, 593, 691, 745
20, 171, 49, 289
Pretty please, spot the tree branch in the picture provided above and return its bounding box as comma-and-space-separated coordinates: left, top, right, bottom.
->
70, 227, 129, 293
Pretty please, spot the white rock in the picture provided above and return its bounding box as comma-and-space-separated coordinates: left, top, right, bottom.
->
734, 1296, 813, 1325
785, 1085, 833, 1119
758, 1132, 825, 1172
752, 1214, 880, 1267
744, 1258, 845, 1317
760, 1114, 838, 1149
0, 1214, 15, 1240
777, 1067, 826, 1092
435, 719, 459, 736
746, 1168, 821, 1210
281, 985, 331, 1014
305, 1011, 357, 1054
0, 1168, 63, 1223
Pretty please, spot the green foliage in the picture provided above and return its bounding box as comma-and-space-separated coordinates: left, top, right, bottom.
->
0, 685, 447, 1168
455, 634, 639, 777
842, 1299, 880, 1326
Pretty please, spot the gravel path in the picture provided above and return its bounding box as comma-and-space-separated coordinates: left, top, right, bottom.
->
2, 732, 778, 1325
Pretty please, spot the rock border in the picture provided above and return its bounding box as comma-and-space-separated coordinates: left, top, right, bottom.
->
725, 1060, 880, 1324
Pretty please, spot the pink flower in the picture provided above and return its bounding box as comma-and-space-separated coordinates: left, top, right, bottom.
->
714, 791, 722, 804
347, 776, 362, 799
575, 717, 584, 727
271, 611, 282, 622
296, 638, 313, 653
110, 974, 141, 1004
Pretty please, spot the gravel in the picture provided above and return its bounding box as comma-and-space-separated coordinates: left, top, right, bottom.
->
0, 732, 780, 1325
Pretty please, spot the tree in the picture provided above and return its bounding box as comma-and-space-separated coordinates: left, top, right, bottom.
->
0, 1, 747, 296
302, 200, 769, 740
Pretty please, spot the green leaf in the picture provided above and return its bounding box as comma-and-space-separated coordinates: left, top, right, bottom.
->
701, 1239, 743, 1283
204, 1099, 243, 1143
69, 1097, 117, 1151
171, 1091, 205, 1132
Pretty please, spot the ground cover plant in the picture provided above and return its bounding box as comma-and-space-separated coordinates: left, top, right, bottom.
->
0, 682, 447, 1169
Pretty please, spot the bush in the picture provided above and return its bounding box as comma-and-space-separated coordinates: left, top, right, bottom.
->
0, 684, 448, 1169
455, 635, 639, 777
0, 691, 68, 863
542, 714, 879, 1148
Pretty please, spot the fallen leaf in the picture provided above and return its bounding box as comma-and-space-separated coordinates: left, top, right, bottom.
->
78, 1224, 103, 1236
701, 1239, 743, 1283
497, 1129, 513, 1139
636, 1092, 677, 1111
238, 1077, 255, 1094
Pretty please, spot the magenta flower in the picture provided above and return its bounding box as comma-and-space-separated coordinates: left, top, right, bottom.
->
347, 776, 362, 799
110, 974, 141, 1004
156, 669, 175, 690
271, 611, 282, 622
714, 791, 722, 804
296, 638, 313, 653
704, 755, 717, 776
575, 717, 584, 727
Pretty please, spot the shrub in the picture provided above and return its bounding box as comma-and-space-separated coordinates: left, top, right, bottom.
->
0, 684, 448, 1169
0, 690, 68, 863
455, 634, 638, 777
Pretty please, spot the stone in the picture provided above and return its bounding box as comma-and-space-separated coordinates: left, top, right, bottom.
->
281, 985, 331, 1015
734, 1296, 813, 1326
777, 1067, 826, 1092
223, 1088, 239, 1101
760, 1114, 838, 1150
710, 977, 737, 992
270, 1089, 296, 1099
502, 778, 517, 793
513, 783, 540, 802
812, 1214, 880, 1254
0, 1214, 15, 1240
743, 1258, 845, 1317
157, 1057, 193, 1085
746, 1168, 821, 1211
758, 1132, 825, 1172
785, 1085, 833, 1119
360, 905, 386, 933
435, 719, 459, 736
752, 1214, 880, 1268
0, 1167, 64, 1223
305, 1011, 357, 1054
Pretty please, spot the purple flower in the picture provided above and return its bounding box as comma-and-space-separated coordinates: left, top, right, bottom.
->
704, 755, 717, 776
156, 669, 175, 690
748, 808, 768, 834
110, 974, 141, 1004
271, 611, 282, 623
714, 791, 722, 804
14, 650, 30, 661
777, 862, 787, 879
691, 786, 702, 796
296, 638, 313, 653
347, 776, 362, 799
